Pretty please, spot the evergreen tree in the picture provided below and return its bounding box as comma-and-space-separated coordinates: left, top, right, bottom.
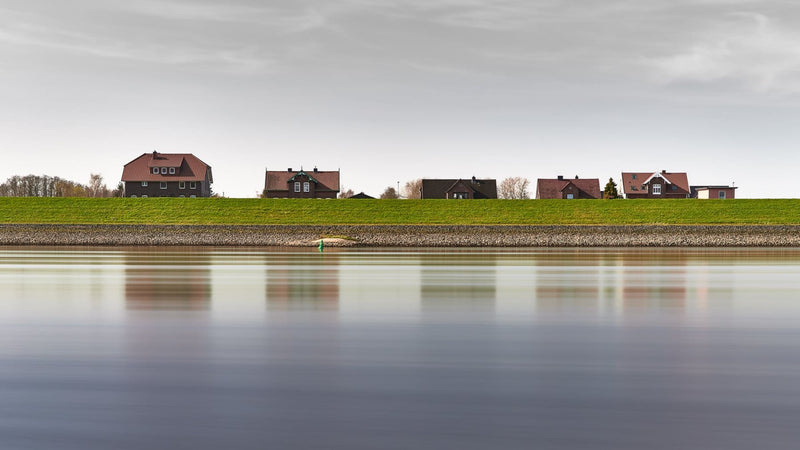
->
603, 178, 620, 199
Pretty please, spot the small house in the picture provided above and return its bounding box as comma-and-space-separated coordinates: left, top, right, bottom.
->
420, 177, 497, 199
621, 170, 690, 199
263, 167, 340, 199
536, 176, 601, 199
691, 185, 737, 199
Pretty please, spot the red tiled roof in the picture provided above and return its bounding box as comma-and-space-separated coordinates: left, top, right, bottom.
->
264, 169, 340, 192
536, 178, 601, 199
121, 152, 212, 183
621, 171, 689, 194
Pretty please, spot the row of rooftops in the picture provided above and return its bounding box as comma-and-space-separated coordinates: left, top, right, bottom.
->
122, 153, 733, 198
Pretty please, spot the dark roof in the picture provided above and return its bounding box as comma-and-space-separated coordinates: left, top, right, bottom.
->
349, 192, 374, 199
264, 169, 340, 192
121, 152, 212, 183
536, 178, 601, 199
621, 171, 689, 195
421, 178, 497, 199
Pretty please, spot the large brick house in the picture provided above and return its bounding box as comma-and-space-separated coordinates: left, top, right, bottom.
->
621, 170, 690, 199
121, 151, 213, 198
536, 176, 601, 199
263, 167, 340, 198
420, 177, 497, 199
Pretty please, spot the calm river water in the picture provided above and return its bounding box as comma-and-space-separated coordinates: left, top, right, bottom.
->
1, 247, 799, 449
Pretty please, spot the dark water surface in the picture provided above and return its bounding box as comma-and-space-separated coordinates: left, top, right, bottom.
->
1, 247, 799, 449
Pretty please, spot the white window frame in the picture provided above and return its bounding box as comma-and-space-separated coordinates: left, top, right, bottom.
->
141, 195, 147, 198
303, 182, 310, 192
130, 195, 137, 198
152, 167, 159, 174
169, 167, 176, 174
160, 182, 167, 190
179, 181, 186, 189
719, 191, 726, 199
161, 167, 167, 174
190, 182, 197, 189
294, 182, 301, 193
652, 184, 662, 195
566, 193, 574, 199
141, 181, 148, 187
190, 195, 196, 198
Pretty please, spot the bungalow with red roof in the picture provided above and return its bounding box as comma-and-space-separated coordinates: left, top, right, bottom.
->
536, 176, 601, 199
263, 167, 340, 198
621, 170, 690, 199
121, 151, 213, 198
420, 177, 497, 199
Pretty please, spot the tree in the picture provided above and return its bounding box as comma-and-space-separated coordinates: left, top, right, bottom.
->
87, 173, 109, 197
403, 179, 422, 199
498, 177, 530, 199
380, 186, 399, 199
111, 182, 125, 198
603, 178, 620, 199
338, 188, 355, 199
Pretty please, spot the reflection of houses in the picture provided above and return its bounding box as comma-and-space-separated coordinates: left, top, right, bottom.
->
536, 176, 601, 199
421, 177, 497, 199
263, 167, 340, 199
122, 151, 213, 198
266, 253, 340, 310
420, 253, 496, 310
690, 185, 737, 199
621, 170, 690, 199
125, 251, 211, 310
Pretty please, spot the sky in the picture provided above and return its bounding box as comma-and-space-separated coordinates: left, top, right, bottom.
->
2, 0, 799, 198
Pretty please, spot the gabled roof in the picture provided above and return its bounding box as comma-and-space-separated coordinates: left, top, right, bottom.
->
621, 171, 689, 194
121, 152, 212, 183
264, 169, 340, 192
420, 178, 497, 199
536, 178, 601, 199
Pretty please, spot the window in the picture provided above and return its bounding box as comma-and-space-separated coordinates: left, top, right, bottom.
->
453, 192, 468, 199
632, 174, 637, 180
190, 182, 197, 189
161, 167, 167, 174
141, 195, 148, 198
169, 167, 175, 174
160, 182, 167, 189
130, 195, 137, 198
179, 181, 185, 189
719, 191, 726, 199
303, 182, 310, 192
152, 167, 158, 174
190, 195, 196, 198
652, 184, 662, 195
631, 186, 638, 191
294, 182, 301, 193
566, 193, 574, 199
179, 195, 185, 198
141, 181, 148, 187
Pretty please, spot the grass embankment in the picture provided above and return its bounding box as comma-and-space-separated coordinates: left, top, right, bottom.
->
0, 197, 799, 225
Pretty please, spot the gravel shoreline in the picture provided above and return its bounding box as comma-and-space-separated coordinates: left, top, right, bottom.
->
2, 224, 800, 247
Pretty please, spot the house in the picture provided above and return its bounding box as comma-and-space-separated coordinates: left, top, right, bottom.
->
690, 185, 737, 199
121, 151, 212, 198
349, 192, 375, 199
621, 170, 690, 199
263, 167, 340, 198
536, 176, 601, 199
420, 177, 497, 199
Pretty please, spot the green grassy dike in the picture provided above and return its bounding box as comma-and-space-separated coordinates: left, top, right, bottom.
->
1, 197, 799, 225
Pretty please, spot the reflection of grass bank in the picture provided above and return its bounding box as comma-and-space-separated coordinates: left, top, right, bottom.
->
1, 197, 799, 225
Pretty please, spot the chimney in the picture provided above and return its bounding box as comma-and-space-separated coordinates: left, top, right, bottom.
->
575, 175, 579, 179
471, 176, 477, 184
662, 170, 667, 174
313, 167, 318, 173
557, 175, 564, 181
288, 168, 292, 172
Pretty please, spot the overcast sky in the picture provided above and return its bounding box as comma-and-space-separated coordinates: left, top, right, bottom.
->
2, 0, 799, 198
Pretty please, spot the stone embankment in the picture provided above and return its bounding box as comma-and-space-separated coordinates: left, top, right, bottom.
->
2, 224, 800, 247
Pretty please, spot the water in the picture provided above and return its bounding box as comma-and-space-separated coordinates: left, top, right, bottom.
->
1, 247, 799, 449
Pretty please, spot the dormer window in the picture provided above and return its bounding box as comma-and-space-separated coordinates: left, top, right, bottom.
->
169, 167, 175, 175
653, 184, 662, 195
303, 182, 310, 192
294, 182, 301, 193
161, 167, 167, 174
152, 167, 159, 174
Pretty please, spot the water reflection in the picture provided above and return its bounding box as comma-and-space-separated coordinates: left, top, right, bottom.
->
125, 249, 212, 310
266, 252, 340, 310
420, 252, 497, 311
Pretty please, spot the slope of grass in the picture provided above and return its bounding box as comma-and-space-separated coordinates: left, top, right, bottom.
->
0, 198, 798, 225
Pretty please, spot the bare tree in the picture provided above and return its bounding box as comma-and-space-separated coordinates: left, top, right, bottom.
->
87, 173, 109, 197
380, 186, 399, 199
338, 188, 355, 199
403, 179, 422, 199
498, 177, 530, 199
